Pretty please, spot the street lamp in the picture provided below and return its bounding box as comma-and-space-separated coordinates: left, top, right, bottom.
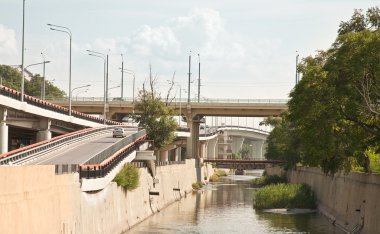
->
87, 50, 107, 123
75, 89, 88, 99
47, 23, 72, 114
119, 68, 136, 105
121, 53, 124, 99
21, 0, 26, 102
71, 85, 90, 105
25, 61, 50, 98
108, 85, 120, 100
40, 52, 51, 100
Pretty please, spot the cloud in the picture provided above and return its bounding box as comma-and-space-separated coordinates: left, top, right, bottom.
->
0, 24, 18, 64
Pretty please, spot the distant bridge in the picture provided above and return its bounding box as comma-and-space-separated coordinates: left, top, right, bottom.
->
203, 159, 284, 170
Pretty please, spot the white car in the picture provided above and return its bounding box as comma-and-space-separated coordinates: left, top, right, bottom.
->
113, 128, 127, 138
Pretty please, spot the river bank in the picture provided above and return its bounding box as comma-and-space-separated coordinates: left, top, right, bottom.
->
266, 166, 380, 234
0, 159, 214, 234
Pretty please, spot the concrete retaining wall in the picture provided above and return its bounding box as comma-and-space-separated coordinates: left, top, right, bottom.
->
0, 159, 202, 234
288, 167, 380, 234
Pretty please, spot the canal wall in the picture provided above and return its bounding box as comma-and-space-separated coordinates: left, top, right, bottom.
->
288, 167, 380, 234
0, 159, 209, 234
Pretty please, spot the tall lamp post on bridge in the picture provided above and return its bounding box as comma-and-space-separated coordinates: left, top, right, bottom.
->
108, 85, 121, 99
40, 52, 50, 100
71, 84, 91, 108
167, 81, 186, 126
47, 23, 72, 115
119, 68, 136, 105
25, 61, 51, 97
87, 50, 108, 124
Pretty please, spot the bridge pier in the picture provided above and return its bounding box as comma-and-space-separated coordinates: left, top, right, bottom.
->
186, 114, 201, 159
36, 118, 51, 142
206, 137, 218, 159
250, 140, 266, 159
231, 136, 244, 154
0, 107, 8, 154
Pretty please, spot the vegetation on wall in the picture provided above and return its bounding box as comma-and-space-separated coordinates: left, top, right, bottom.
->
113, 164, 140, 191
264, 7, 380, 174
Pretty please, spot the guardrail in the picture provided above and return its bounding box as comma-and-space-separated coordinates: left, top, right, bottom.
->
46, 97, 289, 104
0, 126, 116, 165
83, 129, 146, 165
79, 131, 147, 179
156, 161, 186, 166
0, 85, 121, 125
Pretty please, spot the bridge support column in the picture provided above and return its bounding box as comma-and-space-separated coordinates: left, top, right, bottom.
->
231, 136, 244, 154
251, 140, 266, 159
176, 147, 182, 161
186, 115, 201, 159
36, 118, 51, 142
159, 150, 168, 161
199, 141, 206, 158
0, 107, 8, 154
206, 137, 218, 160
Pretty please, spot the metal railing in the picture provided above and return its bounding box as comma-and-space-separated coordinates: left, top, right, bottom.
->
0, 126, 115, 165
55, 164, 79, 175
79, 132, 147, 179
156, 161, 186, 166
0, 85, 121, 125
83, 129, 146, 165
46, 96, 289, 104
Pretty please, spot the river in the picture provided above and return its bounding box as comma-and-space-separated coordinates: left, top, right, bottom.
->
126, 171, 344, 234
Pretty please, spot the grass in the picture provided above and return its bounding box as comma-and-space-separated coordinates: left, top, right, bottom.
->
251, 174, 287, 186
253, 183, 316, 209
113, 164, 139, 191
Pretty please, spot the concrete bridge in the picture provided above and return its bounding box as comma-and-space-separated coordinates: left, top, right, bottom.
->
46, 97, 287, 162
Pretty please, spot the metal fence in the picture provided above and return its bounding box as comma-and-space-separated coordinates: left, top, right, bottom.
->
156, 161, 186, 166
0, 126, 114, 165
83, 129, 146, 165
0, 85, 120, 125
55, 164, 79, 175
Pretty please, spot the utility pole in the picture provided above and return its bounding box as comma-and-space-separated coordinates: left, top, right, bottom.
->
121, 54, 124, 99
295, 52, 299, 84
198, 54, 200, 103
188, 51, 191, 103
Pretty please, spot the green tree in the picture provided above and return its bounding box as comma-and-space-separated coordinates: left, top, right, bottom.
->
133, 88, 177, 150
0, 65, 65, 98
266, 7, 380, 174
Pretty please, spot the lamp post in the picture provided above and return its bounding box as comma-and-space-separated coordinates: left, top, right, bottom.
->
198, 53, 200, 103
119, 68, 136, 105
40, 52, 51, 100
108, 85, 120, 98
121, 54, 124, 99
188, 51, 191, 103
47, 23, 72, 114
295, 51, 299, 85
25, 61, 50, 98
167, 81, 185, 126
21, 0, 26, 102
71, 85, 90, 104
75, 89, 88, 99
87, 50, 107, 123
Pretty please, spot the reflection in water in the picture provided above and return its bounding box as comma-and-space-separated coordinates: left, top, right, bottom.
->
126, 171, 344, 234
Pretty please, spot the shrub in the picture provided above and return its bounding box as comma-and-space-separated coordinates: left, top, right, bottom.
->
253, 183, 316, 209
209, 174, 219, 182
251, 174, 287, 186
113, 164, 139, 191
215, 170, 227, 177
192, 181, 204, 190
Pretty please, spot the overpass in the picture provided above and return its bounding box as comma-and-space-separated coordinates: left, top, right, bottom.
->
0, 86, 121, 154
47, 97, 287, 160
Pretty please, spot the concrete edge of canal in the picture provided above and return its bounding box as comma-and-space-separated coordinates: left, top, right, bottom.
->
266, 165, 380, 234
0, 159, 214, 234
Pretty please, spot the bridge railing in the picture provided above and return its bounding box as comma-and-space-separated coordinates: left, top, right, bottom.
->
0, 126, 117, 165
46, 97, 289, 104
0, 85, 121, 125
79, 131, 147, 179
156, 161, 186, 166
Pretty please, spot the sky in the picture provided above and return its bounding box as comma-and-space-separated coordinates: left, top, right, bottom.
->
0, 0, 378, 101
